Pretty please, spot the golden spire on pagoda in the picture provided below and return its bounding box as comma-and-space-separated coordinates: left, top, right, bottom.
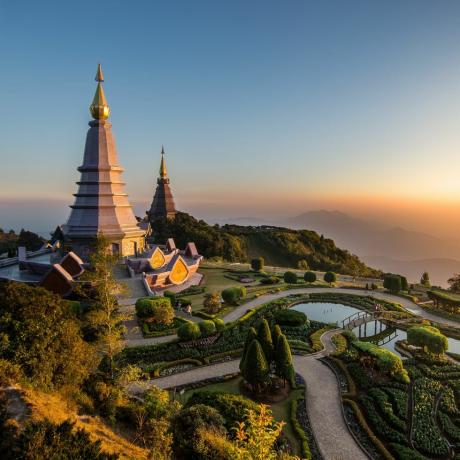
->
90, 64, 110, 120
159, 145, 168, 179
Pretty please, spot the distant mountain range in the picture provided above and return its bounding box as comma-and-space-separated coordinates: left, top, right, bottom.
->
216, 210, 460, 287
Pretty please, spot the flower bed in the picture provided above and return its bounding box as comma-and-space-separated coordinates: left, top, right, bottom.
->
293, 374, 322, 460
412, 377, 449, 457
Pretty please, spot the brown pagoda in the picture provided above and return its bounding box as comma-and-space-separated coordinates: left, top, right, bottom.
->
62, 64, 145, 258
147, 147, 177, 221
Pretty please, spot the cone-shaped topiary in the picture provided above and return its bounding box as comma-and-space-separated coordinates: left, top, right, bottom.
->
241, 339, 269, 392
240, 327, 257, 371
257, 318, 274, 362
275, 333, 294, 385
272, 324, 283, 349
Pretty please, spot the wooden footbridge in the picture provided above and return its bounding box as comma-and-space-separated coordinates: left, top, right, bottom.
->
341, 310, 396, 332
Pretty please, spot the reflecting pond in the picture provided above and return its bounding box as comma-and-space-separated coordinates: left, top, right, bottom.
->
293, 301, 460, 355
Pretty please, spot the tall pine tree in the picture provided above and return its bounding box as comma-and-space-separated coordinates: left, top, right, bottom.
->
242, 339, 269, 393
275, 334, 294, 386
272, 324, 282, 350
240, 327, 257, 371
257, 318, 274, 363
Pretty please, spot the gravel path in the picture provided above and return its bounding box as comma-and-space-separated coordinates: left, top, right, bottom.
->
124, 287, 460, 348
131, 329, 367, 460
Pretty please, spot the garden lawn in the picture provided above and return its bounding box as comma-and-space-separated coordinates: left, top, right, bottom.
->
175, 376, 303, 456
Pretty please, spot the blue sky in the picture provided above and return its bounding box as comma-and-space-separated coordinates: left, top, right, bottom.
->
2, 1, 460, 234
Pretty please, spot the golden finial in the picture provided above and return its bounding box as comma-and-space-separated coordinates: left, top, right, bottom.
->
90, 64, 110, 120
159, 146, 168, 179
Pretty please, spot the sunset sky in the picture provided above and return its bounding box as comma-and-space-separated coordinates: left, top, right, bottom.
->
2, 1, 460, 236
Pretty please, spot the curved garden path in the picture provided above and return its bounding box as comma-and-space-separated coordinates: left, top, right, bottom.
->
130, 329, 367, 460
124, 287, 460, 348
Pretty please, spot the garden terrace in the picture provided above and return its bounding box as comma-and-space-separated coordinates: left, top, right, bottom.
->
121, 295, 322, 375
330, 330, 460, 459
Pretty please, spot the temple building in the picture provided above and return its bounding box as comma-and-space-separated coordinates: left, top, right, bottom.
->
62, 65, 145, 258
126, 238, 203, 293
147, 147, 177, 221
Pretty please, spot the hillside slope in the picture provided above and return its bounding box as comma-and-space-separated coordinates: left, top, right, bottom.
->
0, 385, 148, 460
151, 212, 381, 277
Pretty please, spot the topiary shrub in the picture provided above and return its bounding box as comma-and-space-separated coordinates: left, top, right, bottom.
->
273, 309, 308, 326
251, 257, 264, 272
324, 271, 336, 285
199, 320, 217, 337
135, 297, 154, 318
222, 287, 242, 305
179, 298, 192, 308
238, 286, 247, 299
283, 271, 298, 284
260, 276, 280, 285
212, 318, 225, 332
177, 322, 201, 341
304, 271, 317, 283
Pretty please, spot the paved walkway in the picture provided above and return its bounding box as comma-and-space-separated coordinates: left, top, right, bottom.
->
123, 287, 460, 348
130, 329, 367, 460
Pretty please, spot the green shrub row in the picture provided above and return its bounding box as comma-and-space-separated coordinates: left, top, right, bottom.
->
342, 398, 395, 460
290, 396, 311, 459
368, 388, 405, 431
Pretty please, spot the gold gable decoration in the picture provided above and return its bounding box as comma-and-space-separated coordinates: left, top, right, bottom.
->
149, 247, 166, 269
168, 257, 189, 285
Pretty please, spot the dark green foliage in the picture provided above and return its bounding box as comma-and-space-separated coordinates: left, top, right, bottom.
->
323, 271, 336, 285
177, 322, 201, 341
407, 326, 448, 355
171, 404, 227, 459
163, 290, 177, 305
259, 276, 280, 285
304, 271, 317, 283
0, 419, 117, 460
16, 229, 45, 251
241, 339, 269, 389
221, 287, 243, 305
212, 318, 225, 332
185, 391, 259, 433
283, 271, 298, 284
251, 257, 264, 272
257, 318, 274, 362
240, 327, 257, 371
272, 324, 283, 349
149, 212, 380, 276
0, 281, 94, 390
389, 443, 429, 460
273, 309, 308, 326
135, 297, 173, 324
383, 274, 403, 293
198, 320, 216, 337
275, 334, 294, 383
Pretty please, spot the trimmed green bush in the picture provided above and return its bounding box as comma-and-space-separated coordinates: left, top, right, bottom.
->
260, 276, 280, 285
241, 339, 269, 390
324, 271, 336, 285
222, 287, 242, 305
163, 290, 176, 305
199, 320, 217, 337
407, 326, 448, 355
283, 271, 298, 284
275, 334, 294, 383
273, 309, 308, 326
304, 271, 317, 283
135, 297, 173, 325
251, 257, 264, 272
212, 318, 225, 332
257, 318, 274, 362
177, 321, 201, 341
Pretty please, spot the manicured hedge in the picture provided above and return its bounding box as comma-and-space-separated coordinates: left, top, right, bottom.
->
407, 326, 448, 355
199, 320, 216, 337
273, 309, 308, 326
283, 271, 298, 284
353, 340, 409, 383
291, 396, 311, 459
177, 321, 201, 341
222, 287, 244, 305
